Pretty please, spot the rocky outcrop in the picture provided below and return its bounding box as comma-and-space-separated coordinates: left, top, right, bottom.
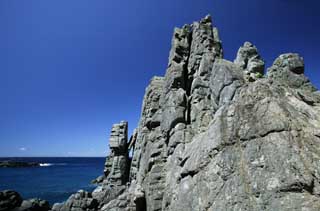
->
104, 121, 130, 186
0, 190, 23, 211
52, 121, 131, 210
51, 190, 98, 211
234, 41, 265, 82
0, 190, 49, 211
100, 15, 320, 211
267, 53, 316, 91
6, 15, 319, 211
18, 199, 50, 211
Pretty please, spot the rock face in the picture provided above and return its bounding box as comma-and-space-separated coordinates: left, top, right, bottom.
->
17, 15, 320, 211
101, 15, 320, 211
90, 15, 320, 211
53, 122, 131, 211
51, 190, 98, 211
234, 41, 265, 81
18, 198, 50, 211
104, 121, 130, 186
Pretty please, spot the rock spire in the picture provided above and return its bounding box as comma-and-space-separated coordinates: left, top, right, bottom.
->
50, 15, 320, 211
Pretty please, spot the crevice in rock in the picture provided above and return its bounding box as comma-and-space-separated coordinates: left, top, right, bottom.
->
184, 26, 193, 126
179, 157, 188, 167
238, 129, 288, 142
180, 169, 198, 180
259, 129, 287, 138
277, 180, 315, 195
184, 27, 193, 97
186, 97, 192, 125
135, 196, 147, 211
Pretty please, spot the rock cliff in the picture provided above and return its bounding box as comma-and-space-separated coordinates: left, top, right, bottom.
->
6, 15, 320, 211
97, 15, 320, 211
68, 15, 320, 211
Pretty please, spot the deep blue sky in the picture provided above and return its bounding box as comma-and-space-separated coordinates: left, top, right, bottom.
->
1, 0, 319, 157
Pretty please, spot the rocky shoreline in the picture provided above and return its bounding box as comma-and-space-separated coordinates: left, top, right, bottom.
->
0, 190, 49, 211
1, 14, 320, 210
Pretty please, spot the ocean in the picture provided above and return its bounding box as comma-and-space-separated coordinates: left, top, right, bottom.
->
0, 157, 105, 205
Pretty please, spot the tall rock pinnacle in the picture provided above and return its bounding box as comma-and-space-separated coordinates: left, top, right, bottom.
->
52, 15, 320, 211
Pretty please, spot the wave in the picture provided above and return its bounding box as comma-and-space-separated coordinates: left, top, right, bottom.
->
39, 163, 53, 167
39, 163, 67, 167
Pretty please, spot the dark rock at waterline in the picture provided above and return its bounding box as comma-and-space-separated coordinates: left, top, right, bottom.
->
17, 198, 50, 211
0, 190, 49, 211
0, 161, 39, 168
0, 190, 23, 211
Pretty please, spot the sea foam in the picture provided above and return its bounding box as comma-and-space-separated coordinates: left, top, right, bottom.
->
39, 163, 53, 167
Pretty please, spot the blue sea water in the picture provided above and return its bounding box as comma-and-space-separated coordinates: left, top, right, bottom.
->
0, 157, 105, 205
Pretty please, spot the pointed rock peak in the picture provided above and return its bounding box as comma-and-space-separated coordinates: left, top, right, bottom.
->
234, 41, 265, 81
243, 41, 254, 48
201, 14, 212, 24
182, 24, 191, 30
236, 41, 259, 57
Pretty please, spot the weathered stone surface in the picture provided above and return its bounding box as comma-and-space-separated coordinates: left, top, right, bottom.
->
91, 175, 105, 185
99, 15, 320, 211
165, 77, 320, 210
18, 198, 50, 211
48, 122, 131, 211
104, 121, 130, 186
130, 76, 164, 183
267, 53, 316, 91
51, 190, 98, 211
165, 25, 191, 92
92, 185, 126, 208
188, 15, 223, 133
271, 53, 304, 74
108, 121, 128, 153
234, 41, 265, 81
100, 184, 137, 211
210, 59, 244, 107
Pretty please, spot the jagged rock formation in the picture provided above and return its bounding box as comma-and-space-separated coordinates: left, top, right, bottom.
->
52, 190, 98, 211
48, 15, 320, 211
90, 15, 320, 211
105, 15, 320, 211
53, 122, 131, 211
234, 41, 265, 82
104, 121, 130, 186
18, 198, 50, 211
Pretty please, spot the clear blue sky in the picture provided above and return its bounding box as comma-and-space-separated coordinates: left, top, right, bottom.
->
1, 0, 319, 157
